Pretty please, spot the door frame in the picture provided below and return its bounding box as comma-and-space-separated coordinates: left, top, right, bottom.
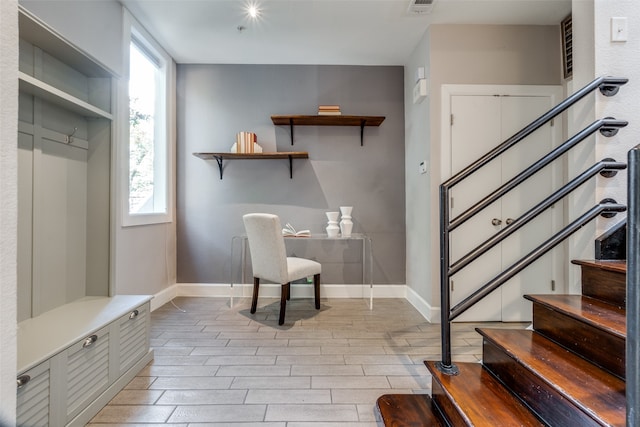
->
440, 84, 567, 318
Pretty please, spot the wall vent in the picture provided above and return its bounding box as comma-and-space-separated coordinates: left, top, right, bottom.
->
408, 0, 436, 14
561, 14, 573, 79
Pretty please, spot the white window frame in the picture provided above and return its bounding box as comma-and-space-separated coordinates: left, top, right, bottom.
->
120, 9, 175, 227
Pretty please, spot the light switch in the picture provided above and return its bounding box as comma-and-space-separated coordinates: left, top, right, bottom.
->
419, 161, 427, 174
611, 17, 628, 42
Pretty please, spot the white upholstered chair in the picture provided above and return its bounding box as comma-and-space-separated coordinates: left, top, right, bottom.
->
242, 213, 321, 325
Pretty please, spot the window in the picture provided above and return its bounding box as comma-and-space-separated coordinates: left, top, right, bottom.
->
122, 12, 174, 226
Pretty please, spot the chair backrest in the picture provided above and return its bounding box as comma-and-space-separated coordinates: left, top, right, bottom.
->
242, 213, 289, 284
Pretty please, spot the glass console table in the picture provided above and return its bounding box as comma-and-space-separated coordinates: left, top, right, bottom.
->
230, 233, 374, 309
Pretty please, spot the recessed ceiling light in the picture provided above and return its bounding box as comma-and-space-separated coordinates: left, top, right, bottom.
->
247, 4, 259, 19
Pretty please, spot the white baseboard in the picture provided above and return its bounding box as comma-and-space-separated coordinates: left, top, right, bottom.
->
150, 284, 179, 311
405, 286, 441, 323
152, 283, 437, 321
175, 283, 405, 299
179, 283, 233, 297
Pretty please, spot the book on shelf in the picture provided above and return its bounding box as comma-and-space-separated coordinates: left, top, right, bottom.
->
318, 105, 341, 116
232, 131, 261, 153
282, 222, 310, 237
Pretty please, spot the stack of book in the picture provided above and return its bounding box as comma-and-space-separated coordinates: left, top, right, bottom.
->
318, 105, 341, 116
233, 131, 262, 153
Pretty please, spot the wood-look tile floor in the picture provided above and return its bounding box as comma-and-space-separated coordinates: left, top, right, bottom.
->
88, 296, 525, 426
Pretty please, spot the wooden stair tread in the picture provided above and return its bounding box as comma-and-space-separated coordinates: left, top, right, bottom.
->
524, 294, 626, 339
376, 394, 444, 426
478, 328, 626, 426
425, 360, 545, 426
572, 259, 627, 274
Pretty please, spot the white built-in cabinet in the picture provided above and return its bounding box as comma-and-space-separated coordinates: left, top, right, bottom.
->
17, 298, 152, 426
16, 7, 153, 426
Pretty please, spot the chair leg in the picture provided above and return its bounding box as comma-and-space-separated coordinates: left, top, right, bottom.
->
279, 283, 290, 325
314, 274, 321, 309
250, 277, 260, 314
286, 283, 291, 301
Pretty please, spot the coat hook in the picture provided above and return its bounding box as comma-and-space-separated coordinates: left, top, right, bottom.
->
65, 127, 78, 144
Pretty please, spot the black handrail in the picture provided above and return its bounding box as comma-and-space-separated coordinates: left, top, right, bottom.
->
437, 76, 628, 375
627, 145, 640, 427
449, 119, 628, 231
450, 202, 626, 320
444, 76, 628, 189
449, 160, 627, 276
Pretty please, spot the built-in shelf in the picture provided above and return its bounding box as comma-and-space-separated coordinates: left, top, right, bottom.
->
193, 152, 309, 179
271, 115, 385, 146
19, 7, 113, 78
19, 72, 113, 120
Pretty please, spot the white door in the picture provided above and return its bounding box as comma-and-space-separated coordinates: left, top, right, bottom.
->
448, 93, 562, 322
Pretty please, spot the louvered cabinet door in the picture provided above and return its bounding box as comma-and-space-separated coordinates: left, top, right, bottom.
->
17, 360, 51, 427
117, 302, 150, 376
64, 325, 110, 423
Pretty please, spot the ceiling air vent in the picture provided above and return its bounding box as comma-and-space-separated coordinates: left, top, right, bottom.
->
561, 14, 573, 79
407, 0, 436, 14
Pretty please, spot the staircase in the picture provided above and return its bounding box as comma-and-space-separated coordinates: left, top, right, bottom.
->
377, 259, 627, 426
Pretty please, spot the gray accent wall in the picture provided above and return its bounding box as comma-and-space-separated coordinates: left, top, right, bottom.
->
177, 64, 405, 285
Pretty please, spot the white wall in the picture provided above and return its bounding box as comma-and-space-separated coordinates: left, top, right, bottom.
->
114, 7, 177, 301
566, 0, 597, 293
594, 0, 640, 229
404, 30, 434, 319
566, 0, 640, 292
0, 0, 18, 422
405, 24, 561, 321
428, 25, 562, 309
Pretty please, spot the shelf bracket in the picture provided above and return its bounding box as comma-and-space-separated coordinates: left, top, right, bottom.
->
214, 156, 224, 179
289, 118, 294, 145
360, 120, 366, 146
288, 155, 293, 178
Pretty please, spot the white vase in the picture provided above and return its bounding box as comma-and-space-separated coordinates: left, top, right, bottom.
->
339, 206, 353, 237
326, 211, 340, 237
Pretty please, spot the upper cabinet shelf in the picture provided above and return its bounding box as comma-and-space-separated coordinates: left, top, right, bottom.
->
271, 115, 385, 146
18, 7, 114, 120
19, 7, 113, 78
19, 72, 113, 120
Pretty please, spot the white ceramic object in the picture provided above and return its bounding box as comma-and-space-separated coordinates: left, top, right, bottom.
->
339, 206, 353, 237
326, 211, 340, 237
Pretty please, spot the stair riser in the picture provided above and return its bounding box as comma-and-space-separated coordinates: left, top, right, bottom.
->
376, 394, 445, 426
532, 303, 625, 379
431, 379, 469, 426
580, 265, 626, 306
482, 339, 604, 427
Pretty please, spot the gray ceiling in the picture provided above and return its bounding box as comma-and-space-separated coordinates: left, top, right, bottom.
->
120, 0, 572, 65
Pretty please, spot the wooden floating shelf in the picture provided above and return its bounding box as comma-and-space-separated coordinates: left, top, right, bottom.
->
271, 115, 385, 127
270, 115, 385, 146
193, 152, 309, 179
